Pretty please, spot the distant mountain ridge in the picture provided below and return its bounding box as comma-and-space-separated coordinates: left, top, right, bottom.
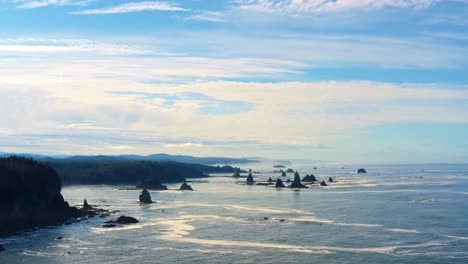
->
0, 152, 258, 165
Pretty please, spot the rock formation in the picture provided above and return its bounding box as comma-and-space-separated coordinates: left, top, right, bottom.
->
104, 215, 139, 226
328, 177, 334, 183
357, 168, 367, 174
290, 171, 307, 188
320, 181, 328, 186
286, 168, 294, 173
246, 169, 254, 185
179, 182, 194, 191
281, 171, 287, 177
267, 177, 273, 183
232, 168, 241, 178
302, 174, 317, 182
83, 199, 92, 210
139, 189, 153, 203
275, 178, 285, 188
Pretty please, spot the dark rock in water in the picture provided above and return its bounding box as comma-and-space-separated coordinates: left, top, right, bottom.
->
56, 237, 63, 240
139, 189, 153, 203
136, 176, 168, 190
313, 167, 317, 170
246, 169, 254, 185
328, 177, 334, 183
83, 199, 92, 210
102, 224, 117, 228
267, 177, 273, 183
290, 171, 307, 188
278, 219, 285, 222
179, 182, 193, 191
320, 181, 328, 186
302, 174, 317, 182
286, 168, 294, 173
281, 171, 287, 177
357, 168, 367, 174
286, 179, 291, 183
232, 168, 241, 178
275, 178, 285, 188
263, 217, 269, 220
0, 245, 5, 252
105, 215, 139, 225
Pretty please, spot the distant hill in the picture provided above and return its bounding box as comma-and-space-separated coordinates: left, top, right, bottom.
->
0, 152, 258, 165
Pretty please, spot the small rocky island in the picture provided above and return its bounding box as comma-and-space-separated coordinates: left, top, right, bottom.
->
357, 168, 367, 174
139, 189, 153, 203
246, 169, 254, 185
179, 181, 194, 191
136, 176, 168, 190
290, 171, 307, 188
275, 178, 285, 188
302, 174, 318, 182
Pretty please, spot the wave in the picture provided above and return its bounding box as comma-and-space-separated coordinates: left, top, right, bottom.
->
223, 204, 313, 215
386, 228, 419, 233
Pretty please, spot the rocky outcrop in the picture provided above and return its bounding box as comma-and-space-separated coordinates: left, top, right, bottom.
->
302, 174, 317, 182
290, 171, 307, 188
179, 182, 193, 191
139, 189, 153, 203
246, 169, 254, 185
267, 177, 273, 183
286, 168, 294, 173
320, 181, 327, 186
232, 168, 241, 178
275, 178, 285, 188
328, 177, 334, 183
83, 199, 92, 210
104, 215, 139, 226
357, 168, 367, 174
281, 171, 287, 177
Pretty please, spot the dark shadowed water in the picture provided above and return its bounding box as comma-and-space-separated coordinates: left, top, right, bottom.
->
1, 163, 468, 263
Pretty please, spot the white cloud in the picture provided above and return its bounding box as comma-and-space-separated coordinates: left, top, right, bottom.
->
12, 0, 91, 8
186, 11, 227, 23
72, 1, 188, 15
234, 0, 436, 13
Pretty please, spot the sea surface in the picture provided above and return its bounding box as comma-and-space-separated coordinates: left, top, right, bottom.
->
1, 162, 468, 263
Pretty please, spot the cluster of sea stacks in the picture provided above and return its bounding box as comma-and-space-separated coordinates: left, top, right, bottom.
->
236, 167, 368, 189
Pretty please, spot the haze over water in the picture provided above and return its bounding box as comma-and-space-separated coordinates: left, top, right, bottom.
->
2, 162, 468, 263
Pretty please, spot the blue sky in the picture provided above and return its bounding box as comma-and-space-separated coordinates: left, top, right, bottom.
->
0, 0, 467, 163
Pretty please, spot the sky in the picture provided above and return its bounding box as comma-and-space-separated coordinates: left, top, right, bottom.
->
0, 0, 467, 164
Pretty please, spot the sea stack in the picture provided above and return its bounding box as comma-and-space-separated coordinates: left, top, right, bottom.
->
139, 189, 153, 203
290, 171, 307, 188
320, 181, 328, 186
267, 177, 273, 183
232, 168, 241, 178
328, 177, 334, 183
179, 181, 194, 191
246, 169, 254, 185
357, 168, 367, 174
83, 199, 92, 210
281, 171, 287, 177
275, 178, 285, 188
302, 174, 317, 182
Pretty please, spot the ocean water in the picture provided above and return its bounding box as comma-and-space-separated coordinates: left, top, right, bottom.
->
1, 163, 468, 263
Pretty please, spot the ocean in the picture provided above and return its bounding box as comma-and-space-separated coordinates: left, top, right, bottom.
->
1, 162, 468, 263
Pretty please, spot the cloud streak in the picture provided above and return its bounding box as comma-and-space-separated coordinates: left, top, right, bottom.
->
72, 1, 189, 15
12, 0, 91, 8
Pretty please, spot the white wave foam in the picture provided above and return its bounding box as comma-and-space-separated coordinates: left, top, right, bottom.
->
336, 223, 381, 228
224, 204, 313, 214
387, 228, 419, 233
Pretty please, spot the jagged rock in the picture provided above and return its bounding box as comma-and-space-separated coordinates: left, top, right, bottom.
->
275, 178, 285, 188
105, 215, 139, 225
328, 177, 334, 183
286, 179, 291, 183
267, 177, 273, 183
246, 169, 254, 185
56, 237, 63, 240
290, 171, 307, 188
281, 171, 287, 177
179, 182, 193, 191
302, 174, 317, 182
83, 199, 92, 210
286, 168, 294, 173
0, 245, 5, 252
136, 177, 168, 190
357, 168, 367, 174
232, 168, 241, 178
320, 181, 328, 186
139, 189, 153, 203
